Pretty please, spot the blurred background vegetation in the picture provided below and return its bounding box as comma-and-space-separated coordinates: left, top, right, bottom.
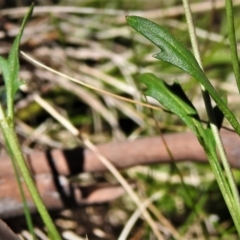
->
1, 0, 240, 239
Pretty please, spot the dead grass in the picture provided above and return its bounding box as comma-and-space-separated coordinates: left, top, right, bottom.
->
1, 0, 240, 239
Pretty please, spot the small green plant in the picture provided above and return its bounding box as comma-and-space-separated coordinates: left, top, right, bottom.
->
126, 4, 240, 237
0, 4, 61, 240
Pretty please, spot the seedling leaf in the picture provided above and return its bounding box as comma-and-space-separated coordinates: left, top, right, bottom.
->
0, 57, 10, 90
5, 4, 34, 118
127, 16, 240, 135
139, 73, 204, 137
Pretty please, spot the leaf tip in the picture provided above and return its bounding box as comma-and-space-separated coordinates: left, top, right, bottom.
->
126, 15, 133, 24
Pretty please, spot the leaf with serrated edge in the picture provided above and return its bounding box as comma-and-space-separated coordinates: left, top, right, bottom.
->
127, 16, 240, 135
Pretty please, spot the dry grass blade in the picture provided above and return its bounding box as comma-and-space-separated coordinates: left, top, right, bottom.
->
33, 68, 125, 139
30, 91, 164, 239
118, 192, 165, 240
1, 0, 240, 20
21, 51, 163, 112
0, 219, 20, 240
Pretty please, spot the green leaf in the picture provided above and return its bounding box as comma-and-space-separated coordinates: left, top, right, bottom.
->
5, 4, 34, 118
203, 127, 216, 154
0, 56, 10, 86
139, 73, 204, 137
126, 16, 240, 135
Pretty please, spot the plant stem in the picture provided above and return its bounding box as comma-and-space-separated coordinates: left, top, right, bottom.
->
0, 117, 61, 240
182, 0, 240, 235
10, 151, 36, 240
225, 0, 240, 92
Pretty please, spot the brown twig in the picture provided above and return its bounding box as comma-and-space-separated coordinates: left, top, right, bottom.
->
0, 218, 20, 240
0, 129, 239, 218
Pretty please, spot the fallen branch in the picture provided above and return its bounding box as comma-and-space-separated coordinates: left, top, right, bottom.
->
0, 129, 239, 218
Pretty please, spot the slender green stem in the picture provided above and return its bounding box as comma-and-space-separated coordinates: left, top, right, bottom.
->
10, 149, 36, 240
182, 0, 240, 235
0, 118, 61, 240
0, 4, 61, 239
0, 104, 36, 238
202, 92, 240, 225
205, 150, 239, 229
225, 0, 240, 92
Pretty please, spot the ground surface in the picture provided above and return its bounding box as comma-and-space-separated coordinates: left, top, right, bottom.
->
1, 0, 240, 239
